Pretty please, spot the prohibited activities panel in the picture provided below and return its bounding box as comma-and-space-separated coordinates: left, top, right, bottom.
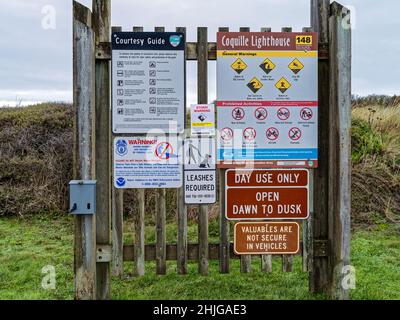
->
217, 32, 318, 168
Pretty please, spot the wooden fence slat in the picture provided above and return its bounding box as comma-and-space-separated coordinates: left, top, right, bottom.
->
310, 0, 331, 293
328, 2, 352, 300
92, 0, 111, 300
153, 26, 167, 275
218, 27, 230, 274
197, 26, 209, 276
73, 1, 96, 300
111, 25, 124, 278
176, 26, 188, 275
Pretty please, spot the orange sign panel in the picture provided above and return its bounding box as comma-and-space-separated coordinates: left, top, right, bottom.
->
234, 221, 300, 255
225, 169, 309, 220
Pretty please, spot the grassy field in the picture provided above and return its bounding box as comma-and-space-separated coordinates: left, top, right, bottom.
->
1, 215, 399, 300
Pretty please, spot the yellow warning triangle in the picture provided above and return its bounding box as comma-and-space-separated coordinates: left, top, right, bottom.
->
247, 77, 263, 93
231, 58, 247, 74
259, 58, 276, 75
275, 77, 291, 94
288, 58, 304, 74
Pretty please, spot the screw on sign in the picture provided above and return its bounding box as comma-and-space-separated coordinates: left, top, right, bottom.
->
277, 107, 290, 121
289, 127, 302, 141
155, 142, 173, 160
300, 107, 313, 121
232, 107, 245, 121
266, 127, 279, 141
220, 127, 234, 141
255, 107, 268, 121
243, 127, 256, 141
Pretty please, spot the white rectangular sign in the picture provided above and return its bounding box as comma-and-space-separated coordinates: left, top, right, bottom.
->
184, 138, 216, 204
190, 104, 215, 136
112, 32, 185, 134
217, 32, 318, 169
114, 136, 183, 188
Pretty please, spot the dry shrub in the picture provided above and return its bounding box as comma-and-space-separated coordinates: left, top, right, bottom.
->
0, 103, 73, 216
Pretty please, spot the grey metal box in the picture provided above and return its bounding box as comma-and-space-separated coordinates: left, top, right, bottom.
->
69, 180, 97, 215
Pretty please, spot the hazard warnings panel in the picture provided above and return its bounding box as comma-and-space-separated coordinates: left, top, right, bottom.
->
217, 32, 318, 168
113, 136, 182, 188
234, 222, 300, 255
225, 169, 309, 220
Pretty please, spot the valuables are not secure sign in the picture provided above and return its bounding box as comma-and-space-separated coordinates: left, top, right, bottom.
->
225, 169, 309, 220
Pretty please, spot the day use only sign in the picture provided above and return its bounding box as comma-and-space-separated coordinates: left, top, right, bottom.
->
114, 136, 182, 188
226, 169, 309, 220
112, 32, 185, 134
217, 32, 318, 168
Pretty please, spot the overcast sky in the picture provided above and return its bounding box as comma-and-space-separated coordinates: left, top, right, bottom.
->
0, 0, 399, 106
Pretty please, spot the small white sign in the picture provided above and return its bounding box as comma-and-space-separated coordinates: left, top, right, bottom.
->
114, 136, 183, 188
190, 104, 215, 136
184, 138, 216, 204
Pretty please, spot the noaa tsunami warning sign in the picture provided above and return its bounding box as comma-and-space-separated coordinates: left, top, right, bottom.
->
217, 32, 318, 168
184, 138, 216, 204
113, 136, 182, 188
112, 32, 185, 134
225, 169, 309, 220
234, 222, 300, 255
190, 104, 215, 136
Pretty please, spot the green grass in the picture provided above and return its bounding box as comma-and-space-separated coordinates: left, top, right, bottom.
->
1, 215, 400, 300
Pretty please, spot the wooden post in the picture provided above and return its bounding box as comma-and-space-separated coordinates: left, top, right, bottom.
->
218, 27, 230, 274
302, 26, 314, 273
197, 27, 209, 276
259, 26, 273, 274
176, 26, 188, 275
73, 0, 96, 300
111, 25, 124, 278
131, 26, 146, 277
328, 2, 352, 300
238, 27, 251, 274
153, 26, 167, 276
92, 0, 111, 300
310, 0, 331, 294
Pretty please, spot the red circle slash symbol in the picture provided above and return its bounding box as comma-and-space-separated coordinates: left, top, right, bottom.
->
289, 127, 302, 141
155, 142, 173, 160
243, 127, 256, 141
221, 127, 234, 141
277, 107, 290, 121
255, 107, 268, 121
300, 107, 313, 120
232, 107, 245, 121
266, 127, 279, 141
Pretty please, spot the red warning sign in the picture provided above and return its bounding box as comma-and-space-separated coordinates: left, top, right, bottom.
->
220, 127, 234, 141
300, 107, 313, 121
243, 127, 256, 141
225, 169, 309, 220
155, 142, 173, 160
254, 107, 268, 121
232, 107, 245, 121
289, 127, 302, 141
266, 127, 279, 141
277, 107, 290, 121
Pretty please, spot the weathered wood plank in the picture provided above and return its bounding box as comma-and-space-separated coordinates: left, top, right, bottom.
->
73, 0, 96, 300
329, 2, 352, 300
92, 0, 111, 300
218, 27, 230, 274
197, 26, 209, 276
110, 26, 124, 278
123, 241, 317, 261
176, 26, 188, 275
310, 0, 331, 294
